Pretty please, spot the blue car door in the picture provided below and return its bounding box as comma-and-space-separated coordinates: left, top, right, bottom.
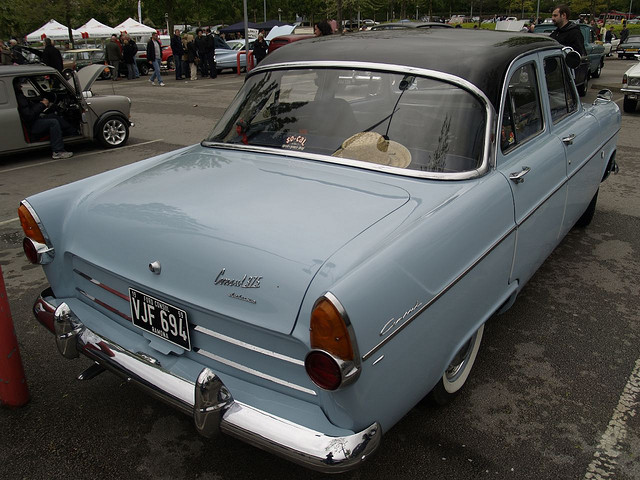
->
539, 51, 600, 235
496, 55, 568, 288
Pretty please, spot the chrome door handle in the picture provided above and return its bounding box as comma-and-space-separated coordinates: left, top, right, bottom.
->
562, 134, 576, 145
509, 166, 530, 184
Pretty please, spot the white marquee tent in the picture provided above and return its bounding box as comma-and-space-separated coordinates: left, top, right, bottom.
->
113, 17, 157, 36
26, 19, 82, 42
77, 18, 117, 39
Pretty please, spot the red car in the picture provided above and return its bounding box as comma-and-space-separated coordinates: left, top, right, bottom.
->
267, 34, 315, 54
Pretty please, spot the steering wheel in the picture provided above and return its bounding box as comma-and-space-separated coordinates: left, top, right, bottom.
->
41, 92, 57, 113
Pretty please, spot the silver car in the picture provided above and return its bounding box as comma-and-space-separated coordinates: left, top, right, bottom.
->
0, 64, 133, 154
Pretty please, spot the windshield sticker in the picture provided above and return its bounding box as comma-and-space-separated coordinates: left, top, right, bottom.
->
282, 135, 307, 151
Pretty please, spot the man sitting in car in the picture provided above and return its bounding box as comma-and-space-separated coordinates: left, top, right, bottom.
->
14, 77, 75, 159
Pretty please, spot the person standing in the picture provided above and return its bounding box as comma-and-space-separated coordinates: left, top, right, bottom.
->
146, 32, 165, 86
105, 34, 123, 80
126, 35, 140, 78
204, 28, 217, 78
314, 20, 333, 36
9, 39, 25, 64
253, 33, 268, 65
186, 34, 198, 80
605, 27, 613, 43
194, 28, 208, 77
171, 28, 185, 80
122, 38, 136, 80
550, 5, 586, 56
42, 38, 63, 72
620, 24, 630, 44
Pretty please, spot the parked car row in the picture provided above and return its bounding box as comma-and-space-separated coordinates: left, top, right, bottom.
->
17, 28, 620, 472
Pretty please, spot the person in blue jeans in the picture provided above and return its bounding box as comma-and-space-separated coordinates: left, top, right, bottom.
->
15, 80, 75, 159
146, 32, 165, 86
170, 29, 185, 80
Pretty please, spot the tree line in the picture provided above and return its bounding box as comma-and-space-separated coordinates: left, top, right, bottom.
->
1, 0, 634, 39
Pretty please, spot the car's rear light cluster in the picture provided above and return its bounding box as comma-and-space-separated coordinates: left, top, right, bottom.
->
18, 202, 54, 265
304, 293, 361, 391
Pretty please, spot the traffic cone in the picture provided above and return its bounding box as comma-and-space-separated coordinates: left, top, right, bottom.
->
0, 265, 30, 407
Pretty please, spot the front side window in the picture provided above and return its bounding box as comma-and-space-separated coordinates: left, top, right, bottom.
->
501, 63, 543, 153
544, 56, 577, 123
206, 68, 487, 174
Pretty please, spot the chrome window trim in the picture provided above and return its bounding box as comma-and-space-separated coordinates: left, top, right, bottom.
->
499, 60, 546, 156
539, 53, 580, 125
204, 60, 497, 181
196, 347, 317, 396
194, 325, 304, 366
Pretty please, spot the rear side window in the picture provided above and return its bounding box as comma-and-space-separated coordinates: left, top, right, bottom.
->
501, 63, 543, 153
544, 56, 577, 123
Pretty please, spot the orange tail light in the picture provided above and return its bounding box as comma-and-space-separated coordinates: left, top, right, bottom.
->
18, 204, 46, 244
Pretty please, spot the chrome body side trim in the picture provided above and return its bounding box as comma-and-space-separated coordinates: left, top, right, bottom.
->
194, 325, 304, 366
204, 60, 497, 181
34, 291, 380, 473
362, 225, 516, 361
196, 347, 317, 396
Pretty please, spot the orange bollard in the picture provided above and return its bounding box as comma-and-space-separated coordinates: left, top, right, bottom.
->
0, 265, 29, 407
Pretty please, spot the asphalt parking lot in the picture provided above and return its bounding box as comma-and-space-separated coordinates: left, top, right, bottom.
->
0, 57, 639, 480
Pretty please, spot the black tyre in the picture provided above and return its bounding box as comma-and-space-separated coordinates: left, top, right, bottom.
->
139, 63, 149, 75
575, 189, 598, 228
623, 96, 637, 113
428, 324, 484, 406
577, 73, 589, 97
591, 62, 602, 79
96, 115, 129, 148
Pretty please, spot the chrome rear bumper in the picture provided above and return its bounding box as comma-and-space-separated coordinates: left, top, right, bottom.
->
33, 289, 380, 473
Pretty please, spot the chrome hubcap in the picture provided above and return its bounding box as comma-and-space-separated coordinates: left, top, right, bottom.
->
445, 334, 475, 382
103, 119, 126, 145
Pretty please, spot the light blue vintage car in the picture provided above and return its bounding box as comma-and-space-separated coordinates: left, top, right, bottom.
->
20, 29, 620, 472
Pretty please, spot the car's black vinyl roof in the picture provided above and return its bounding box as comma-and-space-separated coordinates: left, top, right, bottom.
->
259, 29, 560, 110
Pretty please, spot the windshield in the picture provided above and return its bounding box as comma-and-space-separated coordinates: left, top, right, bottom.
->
206, 68, 487, 173
626, 36, 640, 43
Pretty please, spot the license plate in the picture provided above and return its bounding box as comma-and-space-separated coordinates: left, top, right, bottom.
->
628, 48, 638, 52
129, 288, 191, 350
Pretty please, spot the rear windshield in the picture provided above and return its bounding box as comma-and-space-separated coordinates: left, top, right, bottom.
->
206, 68, 487, 173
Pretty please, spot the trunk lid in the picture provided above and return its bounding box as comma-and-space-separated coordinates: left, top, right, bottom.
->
64, 147, 410, 335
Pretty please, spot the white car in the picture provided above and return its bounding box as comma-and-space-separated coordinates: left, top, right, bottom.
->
622, 57, 640, 112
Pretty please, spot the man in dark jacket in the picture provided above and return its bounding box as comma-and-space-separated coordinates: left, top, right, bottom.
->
253, 33, 268, 65
146, 32, 165, 86
42, 38, 63, 72
15, 78, 75, 159
550, 5, 586, 56
620, 24, 630, 44
105, 34, 123, 80
194, 28, 209, 77
170, 29, 185, 80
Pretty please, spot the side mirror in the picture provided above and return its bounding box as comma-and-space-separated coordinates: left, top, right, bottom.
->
593, 89, 613, 105
564, 50, 582, 69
